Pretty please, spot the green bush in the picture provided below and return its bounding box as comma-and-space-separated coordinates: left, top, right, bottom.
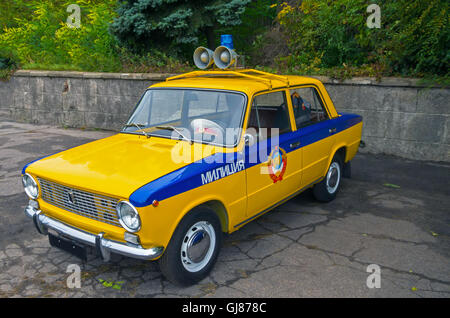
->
0, 0, 35, 31
276, 0, 449, 77
0, 0, 121, 72
386, 0, 449, 75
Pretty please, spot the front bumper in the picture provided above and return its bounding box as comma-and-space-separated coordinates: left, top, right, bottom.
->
25, 201, 164, 261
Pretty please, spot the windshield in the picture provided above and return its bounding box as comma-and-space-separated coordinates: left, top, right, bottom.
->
122, 89, 247, 146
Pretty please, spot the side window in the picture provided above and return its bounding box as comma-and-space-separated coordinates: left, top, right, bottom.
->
290, 87, 329, 128
247, 91, 291, 140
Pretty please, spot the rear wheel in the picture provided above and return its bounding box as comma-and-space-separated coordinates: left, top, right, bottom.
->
158, 207, 222, 286
313, 155, 343, 202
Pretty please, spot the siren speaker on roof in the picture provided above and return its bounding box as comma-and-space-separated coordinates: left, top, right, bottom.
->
213, 46, 238, 70
193, 47, 214, 70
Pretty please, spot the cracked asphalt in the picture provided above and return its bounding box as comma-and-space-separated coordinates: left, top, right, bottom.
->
0, 119, 449, 298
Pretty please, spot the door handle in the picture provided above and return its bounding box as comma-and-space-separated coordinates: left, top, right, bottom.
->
329, 128, 337, 134
290, 141, 300, 149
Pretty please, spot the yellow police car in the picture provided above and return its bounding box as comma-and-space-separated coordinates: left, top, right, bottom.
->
22, 44, 363, 286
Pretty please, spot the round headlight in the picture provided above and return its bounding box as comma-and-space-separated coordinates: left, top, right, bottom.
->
116, 201, 141, 232
22, 173, 39, 199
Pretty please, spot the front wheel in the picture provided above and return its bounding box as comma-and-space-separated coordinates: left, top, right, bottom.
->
313, 156, 343, 202
158, 207, 222, 286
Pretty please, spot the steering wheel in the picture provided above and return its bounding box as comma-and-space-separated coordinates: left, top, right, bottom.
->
190, 119, 225, 141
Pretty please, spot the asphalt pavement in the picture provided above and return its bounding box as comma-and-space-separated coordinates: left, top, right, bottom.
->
0, 119, 449, 297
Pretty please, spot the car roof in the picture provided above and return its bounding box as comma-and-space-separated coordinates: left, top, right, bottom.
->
149, 70, 323, 96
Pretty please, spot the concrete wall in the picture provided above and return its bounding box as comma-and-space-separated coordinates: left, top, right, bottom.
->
0, 71, 168, 130
321, 78, 449, 162
0, 70, 448, 162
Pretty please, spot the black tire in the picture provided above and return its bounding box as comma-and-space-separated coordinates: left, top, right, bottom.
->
313, 155, 343, 202
343, 161, 352, 179
158, 207, 222, 286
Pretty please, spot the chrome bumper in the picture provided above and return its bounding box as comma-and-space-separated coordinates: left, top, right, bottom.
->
25, 201, 164, 261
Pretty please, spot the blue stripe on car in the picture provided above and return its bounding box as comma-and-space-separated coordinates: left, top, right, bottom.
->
129, 113, 362, 207
22, 155, 52, 175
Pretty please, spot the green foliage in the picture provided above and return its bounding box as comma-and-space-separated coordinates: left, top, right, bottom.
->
0, 0, 447, 82
0, 55, 17, 80
0, 35, 19, 79
55, 0, 121, 71
0, 45, 17, 69
276, 0, 449, 78
0, 0, 34, 30
385, 0, 449, 75
0, 0, 121, 72
110, 0, 251, 57
217, 0, 277, 58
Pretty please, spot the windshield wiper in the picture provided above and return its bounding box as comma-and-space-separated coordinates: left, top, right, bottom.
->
123, 123, 150, 138
156, 126, 192, 145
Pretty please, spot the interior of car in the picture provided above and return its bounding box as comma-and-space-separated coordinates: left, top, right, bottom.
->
247, 91, 291, 140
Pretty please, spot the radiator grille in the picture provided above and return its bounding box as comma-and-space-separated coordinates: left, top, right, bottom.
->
38, 178, 121, 227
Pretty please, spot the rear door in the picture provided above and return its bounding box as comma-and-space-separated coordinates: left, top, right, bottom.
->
289, 86, 336, 188
243, 90, 302, 220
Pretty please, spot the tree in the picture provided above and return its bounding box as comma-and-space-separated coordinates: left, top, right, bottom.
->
110, 0, 251, 56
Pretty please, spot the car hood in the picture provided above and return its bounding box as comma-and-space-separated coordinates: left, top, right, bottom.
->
26, 133, 213, 200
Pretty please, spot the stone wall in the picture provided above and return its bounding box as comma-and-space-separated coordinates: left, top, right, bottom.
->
321, 77, 449, 162
0, 71, 169, 130
0, 70, 448, 162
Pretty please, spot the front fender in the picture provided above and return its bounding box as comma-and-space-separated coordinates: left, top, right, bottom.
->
132, 153, 246, 249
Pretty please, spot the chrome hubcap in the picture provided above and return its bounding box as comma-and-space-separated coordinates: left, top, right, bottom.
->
326, 162, 341, 194
181, 221, 216, 272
